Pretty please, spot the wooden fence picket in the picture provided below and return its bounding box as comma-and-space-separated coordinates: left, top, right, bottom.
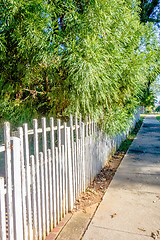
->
74, 142, 77, 198
55, 147, 60, 224
75, 113, 79, 195
0, 177, 6, 240
64, 123, 68, 214
50, 117, 57, 228
40, 152, 46, 240
57, 120, 62, 221
11, 137, 24, 240
81, 123, 85, 192
67, 127, 73, 211
59, 145, 63, 222
61, 145, 65, 217
31, 155, 38, 240
18, 127, 28, 240
85, 117, 89, 188
77, 139, 79, 195
79, 130, 81, 193
33, 119, 42, 240
70, 115, 75, 202
88, 116, 92, 183
91, 118, 94, 180
42, 117, 50, 235
23, 123, 33, 240
4, 122, 14, 240
48, 149, 53, 230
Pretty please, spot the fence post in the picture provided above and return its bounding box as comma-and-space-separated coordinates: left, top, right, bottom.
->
67, 127, 73, 211
4, 122, 14, 240
0, 177, 6, 240
11, 137, 24, 240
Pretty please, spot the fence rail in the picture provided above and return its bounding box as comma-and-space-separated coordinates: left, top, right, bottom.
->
0, 110, 140, 240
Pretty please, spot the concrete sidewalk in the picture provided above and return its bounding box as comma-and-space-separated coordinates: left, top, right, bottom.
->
83, 115, 160, 240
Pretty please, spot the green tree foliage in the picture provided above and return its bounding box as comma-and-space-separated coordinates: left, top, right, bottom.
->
0, 0, 59, 122
155, 105, 160, 111
139, 0, 160, 111
140, 0, 160, 23
0, 0, 159, 134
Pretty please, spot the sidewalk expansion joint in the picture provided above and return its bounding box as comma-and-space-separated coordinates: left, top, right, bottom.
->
92, 225, 153, 238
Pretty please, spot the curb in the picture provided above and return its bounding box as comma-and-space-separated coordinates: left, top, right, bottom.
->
46, 213, 72, 240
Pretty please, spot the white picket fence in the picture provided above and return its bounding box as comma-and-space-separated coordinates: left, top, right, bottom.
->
0, 110, 140, 240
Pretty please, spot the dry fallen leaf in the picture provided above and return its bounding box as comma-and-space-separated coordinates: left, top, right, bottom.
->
156, 196, 160, 199
151, 232, 158, 239
156, 230, 160, 235
138, 228, 146, 232
83, 208, 86, 213
151, 230, 160, 239
87, 188, 98, 195
111, 213, 117, 218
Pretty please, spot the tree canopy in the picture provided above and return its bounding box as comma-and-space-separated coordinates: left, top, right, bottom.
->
140, 0, 160, 24
0, 0, 160, 134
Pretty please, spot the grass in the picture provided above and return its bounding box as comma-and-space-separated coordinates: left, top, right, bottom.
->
140, 113, 160, 122
156, 114, 160, 122
140, 113, 148, 118
118, 116, 144, 153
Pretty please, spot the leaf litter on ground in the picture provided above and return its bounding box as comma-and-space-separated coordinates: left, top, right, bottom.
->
72, 152, 125, 212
